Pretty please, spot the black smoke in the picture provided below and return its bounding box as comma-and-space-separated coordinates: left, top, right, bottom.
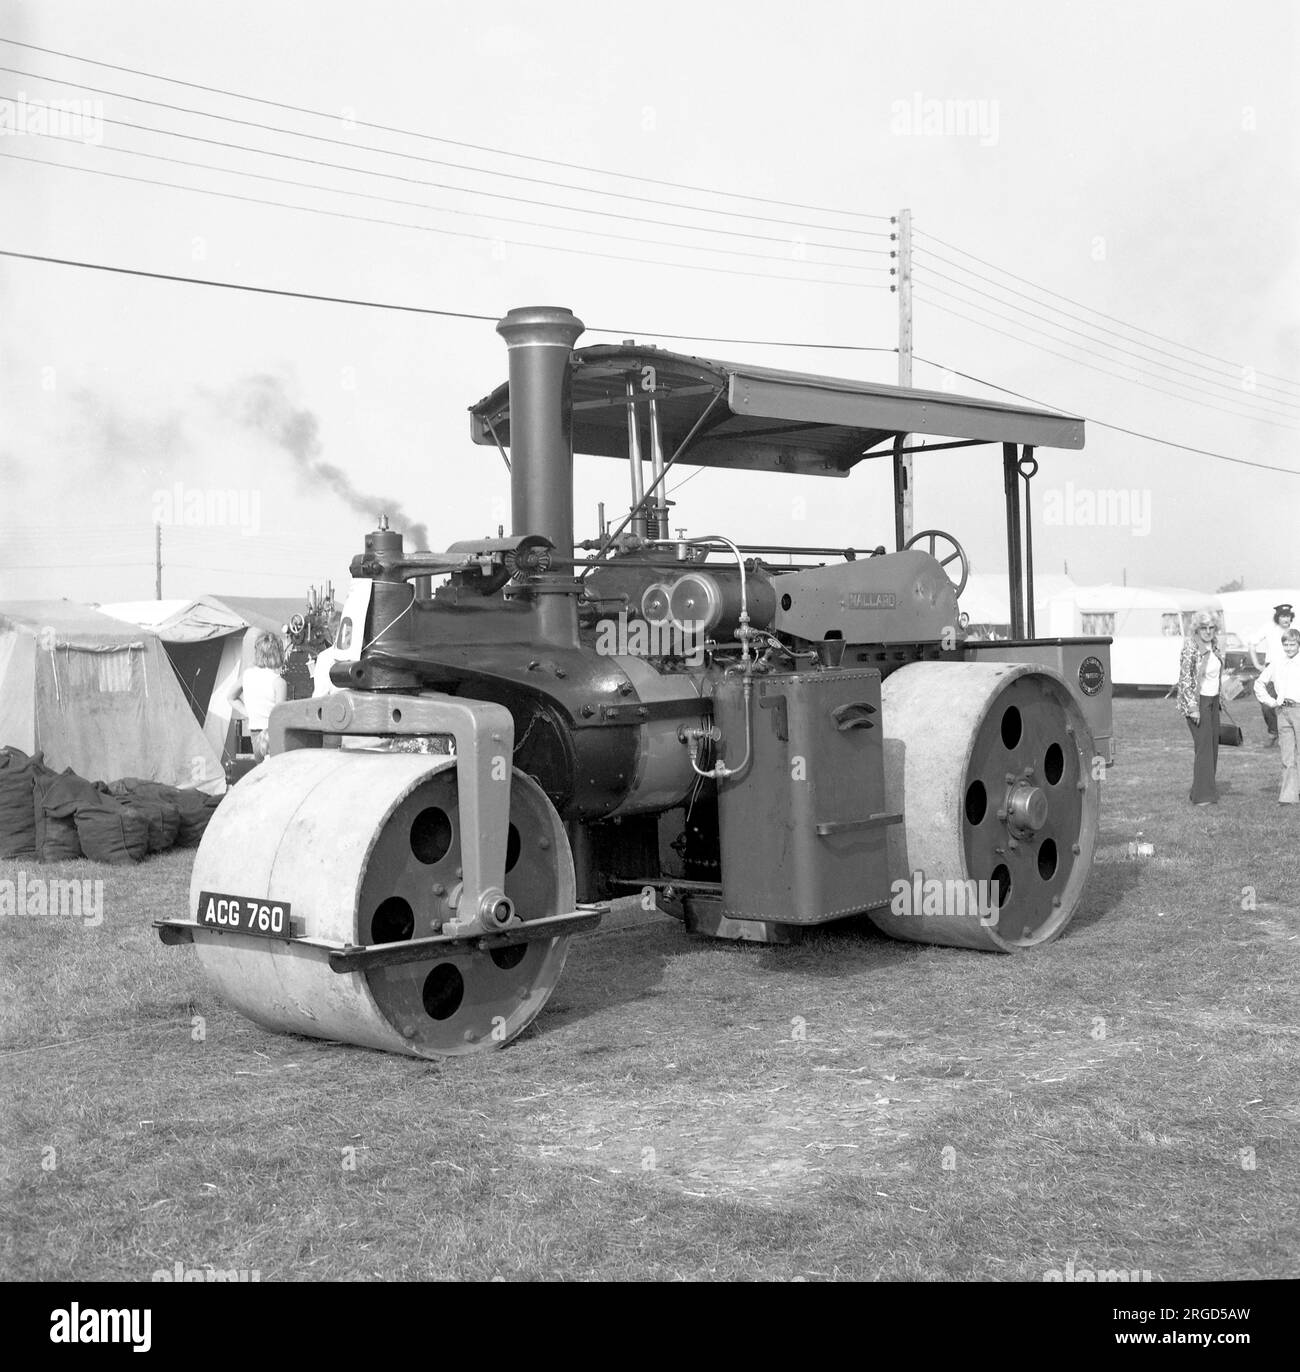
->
231, 374, 430, 550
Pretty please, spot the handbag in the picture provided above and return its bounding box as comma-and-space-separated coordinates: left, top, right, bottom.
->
1218, 702, 1243, 747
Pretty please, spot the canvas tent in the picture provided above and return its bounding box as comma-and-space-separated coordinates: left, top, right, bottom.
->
100, 597, 248, 765
0, 601, 225, 795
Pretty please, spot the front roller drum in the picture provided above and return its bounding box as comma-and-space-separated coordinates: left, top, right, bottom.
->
869, 662, 1100, 951
189, 750, 575, 1056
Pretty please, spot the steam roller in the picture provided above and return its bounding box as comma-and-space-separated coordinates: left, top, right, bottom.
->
159, 304, 1113, 1056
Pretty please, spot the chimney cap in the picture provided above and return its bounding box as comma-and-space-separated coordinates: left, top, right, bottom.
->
496, 305, 585, 350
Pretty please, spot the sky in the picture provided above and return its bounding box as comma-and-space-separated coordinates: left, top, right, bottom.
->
1, 0, 1297, 614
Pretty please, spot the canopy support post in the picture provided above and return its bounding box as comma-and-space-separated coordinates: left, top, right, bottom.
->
1003, 442, 1025, 638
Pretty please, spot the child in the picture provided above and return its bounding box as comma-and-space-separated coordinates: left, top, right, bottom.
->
1253, 628, 1300, 803
228, 632, 288, 761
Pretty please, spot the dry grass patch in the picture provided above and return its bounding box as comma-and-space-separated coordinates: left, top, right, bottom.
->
1, 699, 1297, 1280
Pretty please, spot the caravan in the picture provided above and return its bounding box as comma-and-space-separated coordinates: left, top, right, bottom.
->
1043, 585, 1221, 691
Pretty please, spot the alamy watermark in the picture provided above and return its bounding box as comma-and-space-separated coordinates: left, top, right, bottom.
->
594, 611, 705, 665
0, 872, 103, 927
890, 92, 999, 146
0, 93, 103, 144
889, 874, 1000, 927
1042, 482, 1151, 537
49, 1304, 151, 1351
151, 482, 262, 536
1043, 1258, 1153, 1282
151, 1260, 262, 1282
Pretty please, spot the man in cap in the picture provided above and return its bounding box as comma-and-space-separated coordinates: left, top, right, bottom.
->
1252, 604, 1295, 746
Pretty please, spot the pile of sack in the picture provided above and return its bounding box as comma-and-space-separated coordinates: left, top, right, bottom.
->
0, 746, 222, 864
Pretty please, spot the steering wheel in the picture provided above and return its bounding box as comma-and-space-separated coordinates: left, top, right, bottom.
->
904, 528, 970, 597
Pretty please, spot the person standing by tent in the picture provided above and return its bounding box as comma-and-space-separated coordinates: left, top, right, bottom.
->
1251, 603, 1295, 747
311, 608, 345, 698
1177, 611, 1226, 806
228, 632, 287, 761
1253, 628, 1300, 804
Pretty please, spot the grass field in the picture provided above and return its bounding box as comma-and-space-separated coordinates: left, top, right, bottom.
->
1, 698, 1296, 1282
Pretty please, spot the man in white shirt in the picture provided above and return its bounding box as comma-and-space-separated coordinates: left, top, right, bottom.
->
1254, 628, 1300, 804
1252, 603, 1295, 746
312, 610, 345, 698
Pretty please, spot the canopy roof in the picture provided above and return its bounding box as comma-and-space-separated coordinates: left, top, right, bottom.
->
470, 343, 1085, 477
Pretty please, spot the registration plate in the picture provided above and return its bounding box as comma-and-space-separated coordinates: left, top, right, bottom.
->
196, 890, 293, 940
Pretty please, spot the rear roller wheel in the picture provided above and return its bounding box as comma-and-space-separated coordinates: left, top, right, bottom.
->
190, 750, 575, 1056
869, 662, 1099, 951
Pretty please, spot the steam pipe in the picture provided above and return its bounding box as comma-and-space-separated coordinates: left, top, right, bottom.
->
647, 534, 753, 666
648, 394, 668, 539
579, 387, 727, 578
624, 378, 647, 539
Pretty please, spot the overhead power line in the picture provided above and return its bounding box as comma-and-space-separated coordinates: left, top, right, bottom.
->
2, 93, 897, 263
914, 227, 1300, 394
0, 245, 497, 318
913, 256, 1300, 417
8, 251, 1285, 475
911, 353, 1300, 476
21, 132, 891, 274
0, 247, 898, 351
913, 290, 1300, 433
914, 280, 1300, 429
0, 37, 893, 224
0, 59, 894, 237
4, 151, 891, 291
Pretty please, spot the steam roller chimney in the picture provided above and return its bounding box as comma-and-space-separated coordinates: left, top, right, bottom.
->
497, 306, 585, 644
497, 305, 585, 557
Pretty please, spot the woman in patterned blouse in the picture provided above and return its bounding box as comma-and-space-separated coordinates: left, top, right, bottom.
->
1176, 611, 1225, 805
